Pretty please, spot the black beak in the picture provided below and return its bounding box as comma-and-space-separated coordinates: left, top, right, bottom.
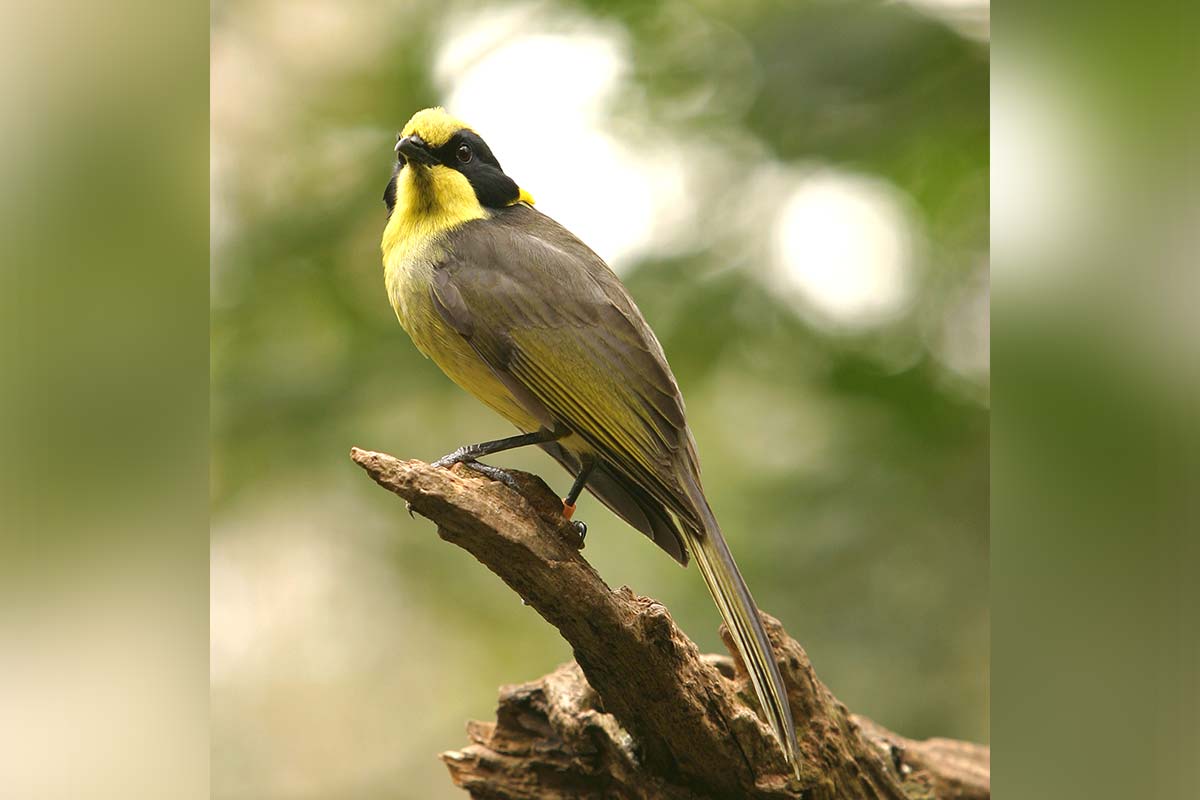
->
396, 134, 437, 166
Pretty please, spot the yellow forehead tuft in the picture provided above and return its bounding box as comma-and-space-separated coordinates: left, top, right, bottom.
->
401, 107, 474, 148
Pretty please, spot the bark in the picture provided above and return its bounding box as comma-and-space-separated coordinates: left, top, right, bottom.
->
350, 448, 989, 800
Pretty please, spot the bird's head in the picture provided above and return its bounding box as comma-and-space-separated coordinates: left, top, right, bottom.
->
383, 107, 534, 220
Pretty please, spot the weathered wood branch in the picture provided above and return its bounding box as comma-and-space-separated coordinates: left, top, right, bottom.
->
350, 448, 989, 800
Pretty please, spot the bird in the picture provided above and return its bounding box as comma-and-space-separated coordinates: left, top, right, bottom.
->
380, 106, 800, 773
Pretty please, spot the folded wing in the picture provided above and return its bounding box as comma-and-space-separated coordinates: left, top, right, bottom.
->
432, 204, 704, 537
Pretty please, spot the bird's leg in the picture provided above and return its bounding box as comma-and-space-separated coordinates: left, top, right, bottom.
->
562, 457, 596, 539
433, 428, 560, 467
432, 428, 563, 488
561, 458, 595, 515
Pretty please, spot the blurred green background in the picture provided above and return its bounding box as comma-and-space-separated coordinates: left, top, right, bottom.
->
210, 1, 988, 797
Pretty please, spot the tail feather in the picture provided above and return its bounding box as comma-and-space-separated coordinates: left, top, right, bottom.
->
684, 522, 801, 775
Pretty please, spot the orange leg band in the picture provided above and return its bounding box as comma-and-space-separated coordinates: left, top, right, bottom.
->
562, 500, 576, 519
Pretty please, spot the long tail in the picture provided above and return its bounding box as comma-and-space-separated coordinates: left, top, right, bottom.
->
683, 519, 801, 774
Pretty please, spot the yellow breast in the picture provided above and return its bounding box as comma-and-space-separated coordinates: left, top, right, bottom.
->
382, 166, 542, 433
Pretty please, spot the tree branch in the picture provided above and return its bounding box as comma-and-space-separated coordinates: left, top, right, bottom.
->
350, 448, 989, 800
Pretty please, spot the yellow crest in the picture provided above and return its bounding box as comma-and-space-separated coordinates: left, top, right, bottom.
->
401, 107, 473, 148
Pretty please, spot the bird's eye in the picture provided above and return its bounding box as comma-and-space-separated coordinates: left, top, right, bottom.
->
456, 144, 473, 164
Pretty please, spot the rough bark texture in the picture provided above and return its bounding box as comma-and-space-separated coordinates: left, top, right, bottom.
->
351, 448, 989, 800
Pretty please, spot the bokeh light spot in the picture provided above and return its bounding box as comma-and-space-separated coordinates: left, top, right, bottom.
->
434, 6, 692, 271
771, 169, 918, 330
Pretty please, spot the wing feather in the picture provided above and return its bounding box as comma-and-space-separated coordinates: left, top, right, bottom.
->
433, 205, 700, 528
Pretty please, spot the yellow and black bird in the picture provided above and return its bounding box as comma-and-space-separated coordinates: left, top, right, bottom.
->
381, 107, 799, 771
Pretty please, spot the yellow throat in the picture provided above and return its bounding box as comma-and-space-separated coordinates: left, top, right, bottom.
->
380, 107, 534, 324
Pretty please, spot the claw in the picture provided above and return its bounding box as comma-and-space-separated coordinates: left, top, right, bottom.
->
460, 460, 520, 490
432, 447, 468, 469
572, 520, 587, 541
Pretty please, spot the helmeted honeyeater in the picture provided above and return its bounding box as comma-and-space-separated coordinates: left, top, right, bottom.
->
381, 107, 799, 771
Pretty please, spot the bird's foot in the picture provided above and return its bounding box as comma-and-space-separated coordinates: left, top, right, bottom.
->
433, 447, 519, 488
457, 459, 521, 490
562, 500, 587, 541
432, 446, 476, 468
